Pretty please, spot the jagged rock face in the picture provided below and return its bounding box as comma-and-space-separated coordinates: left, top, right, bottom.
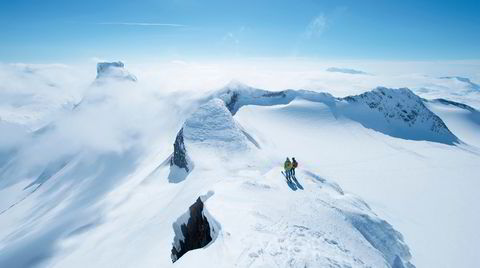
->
341, 87, 458, 144
215, 82, 296, 115
171, 128, 189, 172
95, 61, 137, 82
215, 82, 335, 115
171, 198, 213, 263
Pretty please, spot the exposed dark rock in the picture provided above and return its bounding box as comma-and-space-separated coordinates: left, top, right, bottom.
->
262, 91, 287, 98
171, 128, 189, 172
432, 98, 477, 112
96, 61, 125, 78
225, 91, 239, 113
171, 198, 213, 263
95, 61, 137, 82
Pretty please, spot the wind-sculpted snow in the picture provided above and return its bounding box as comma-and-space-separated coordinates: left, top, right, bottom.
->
168, 128, 193, 183
182, 98, 255, 152
95, 61, 137, 82
339, 87, 459, 144
344, 213, 414, 268
203, 168, 416, 268
1, 61, 479, 267
215, 81, 335, 114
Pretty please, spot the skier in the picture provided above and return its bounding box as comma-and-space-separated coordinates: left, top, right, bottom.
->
284, 157, 293, 180
291, 157, 298, 178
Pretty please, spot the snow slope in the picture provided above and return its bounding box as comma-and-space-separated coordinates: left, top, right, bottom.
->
1, 64, 479, 268
0, 64, 86, 130
234, 92, 479, 268
339, 87, 458, 144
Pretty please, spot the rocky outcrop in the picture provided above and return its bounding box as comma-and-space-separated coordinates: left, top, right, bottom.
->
345, 212, 415, 268
171, 128, 189, 172
171, 197, 217, 263
214, 81, 335, 115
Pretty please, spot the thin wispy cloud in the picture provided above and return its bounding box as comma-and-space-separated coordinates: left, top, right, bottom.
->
304, 14, 327, 39
97, 22, 185, 27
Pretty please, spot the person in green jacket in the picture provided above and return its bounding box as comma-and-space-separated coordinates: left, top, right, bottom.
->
284, 157, 293, 180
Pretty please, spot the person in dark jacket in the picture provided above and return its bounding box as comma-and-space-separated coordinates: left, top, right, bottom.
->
291, 157, 298, 178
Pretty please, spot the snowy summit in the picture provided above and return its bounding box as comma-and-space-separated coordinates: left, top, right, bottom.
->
95, 61, 137, 82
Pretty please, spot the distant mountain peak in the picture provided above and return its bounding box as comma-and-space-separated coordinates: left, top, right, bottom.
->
326, 67, 369, 75
341, 87, 458, 144
95, 61, 137, 82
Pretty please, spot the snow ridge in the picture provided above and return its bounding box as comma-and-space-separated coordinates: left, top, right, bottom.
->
340, 87, 458, 144
182, 98, 255, 152
171, 192, 220, 263
212, 82, 459, 144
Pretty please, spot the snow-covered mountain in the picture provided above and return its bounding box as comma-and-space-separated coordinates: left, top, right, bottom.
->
95, 61, 137, 83
0, 63, 479, 268
439, 76, 480, 92
339, 87, 458, 144
0, 64, 85, 130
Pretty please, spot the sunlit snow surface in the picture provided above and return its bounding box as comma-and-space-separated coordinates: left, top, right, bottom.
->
0, 62, 479, 268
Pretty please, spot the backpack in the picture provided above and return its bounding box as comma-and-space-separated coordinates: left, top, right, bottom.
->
292, 160, 298, 168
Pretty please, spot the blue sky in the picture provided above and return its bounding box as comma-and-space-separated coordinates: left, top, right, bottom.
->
0, 0, 479, 63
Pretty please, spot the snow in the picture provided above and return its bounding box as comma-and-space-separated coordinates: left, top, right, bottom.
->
339, 87, 458, 144
183, 98, 254, 152
234, 96, 480, 268
0, 61, 479, 268
95, 61, 137, 82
